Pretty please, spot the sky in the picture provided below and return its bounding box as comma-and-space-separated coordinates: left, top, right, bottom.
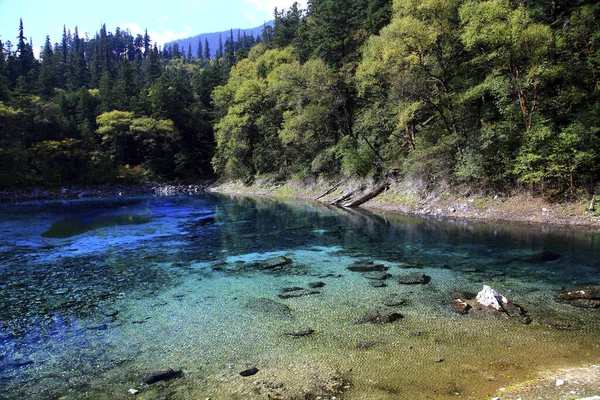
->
0, 0, 307, 53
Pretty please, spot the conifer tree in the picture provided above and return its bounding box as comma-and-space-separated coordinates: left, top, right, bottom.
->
196, 38, 203, 60
204, 38, 210, 60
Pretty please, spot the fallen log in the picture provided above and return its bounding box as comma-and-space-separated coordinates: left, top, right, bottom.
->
316, 181, 343, 201
342, 178, 390, 208
330, 189, 360, 206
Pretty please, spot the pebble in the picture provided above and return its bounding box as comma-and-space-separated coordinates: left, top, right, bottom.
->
556, 378, 565, 387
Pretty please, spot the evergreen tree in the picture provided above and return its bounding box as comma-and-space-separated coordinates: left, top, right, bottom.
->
143, 30, 151, 58
187, 43, 193, 60
16, 19, 36, 79
196, 38, 203, 60
204, 38, 210, 60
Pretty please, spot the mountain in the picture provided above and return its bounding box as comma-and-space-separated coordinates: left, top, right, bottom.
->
165, 21, 273, 59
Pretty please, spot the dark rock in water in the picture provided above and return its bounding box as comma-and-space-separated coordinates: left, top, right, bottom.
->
348, 261, 388, 272
142, 368, 183, 384
522, 250, 562, 263
282, 287, 305, 293
382, 294, 406, 307
278, 289, 320, 299
397, 273, 430, 284
245, 298, 293, 318
284, 328, 314, 337
102, 309, 119, 317
356, 341, 377, 349
318, 273, 343, 278
355, 311, 403, 324
557, 286, 600, 308
239, 367, 259, 377
308, 281, 325, 288
258, 256, 293, 270
370, 281, 387, 288
9, 359, 34, 368
545, 319, 576, 329
88, 323, 108, 331
363, 271, 392, 280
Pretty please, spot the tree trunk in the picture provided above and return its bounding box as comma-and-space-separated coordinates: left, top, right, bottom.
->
330, 189, 359, 206
342, 178, 390, 208
316, 181, 343, 201
589, 196, 596, 212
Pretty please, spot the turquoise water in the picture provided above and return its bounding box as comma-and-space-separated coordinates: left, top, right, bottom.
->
1, 194, 599, 399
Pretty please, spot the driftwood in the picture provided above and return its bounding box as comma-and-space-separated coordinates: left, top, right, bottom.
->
330, 189, 361, 206
342, 178, 390, 208
316, 181, 343, 201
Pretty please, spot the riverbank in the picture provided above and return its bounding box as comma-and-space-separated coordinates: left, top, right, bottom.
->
209, 178, 600, 229
0, 183, 207, 203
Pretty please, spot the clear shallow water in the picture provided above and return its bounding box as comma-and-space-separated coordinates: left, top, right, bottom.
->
1, 194, 599, 399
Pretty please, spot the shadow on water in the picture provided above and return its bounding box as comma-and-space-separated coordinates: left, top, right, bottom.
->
41, 213, 153, 238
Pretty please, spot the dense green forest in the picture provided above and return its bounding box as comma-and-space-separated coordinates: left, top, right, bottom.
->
1, 0, 599, 197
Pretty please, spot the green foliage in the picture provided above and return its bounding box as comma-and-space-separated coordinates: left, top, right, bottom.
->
0, 3, 599, 194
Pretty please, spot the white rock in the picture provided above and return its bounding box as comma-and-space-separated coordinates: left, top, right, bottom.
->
475, 285, 508, 310
128, 388, 139, 395
556, 379, 565, 387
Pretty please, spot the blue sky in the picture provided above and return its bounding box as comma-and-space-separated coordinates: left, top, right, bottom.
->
0, 0, 306, 53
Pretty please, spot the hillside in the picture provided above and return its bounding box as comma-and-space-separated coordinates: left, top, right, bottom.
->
165, 21, 272, 59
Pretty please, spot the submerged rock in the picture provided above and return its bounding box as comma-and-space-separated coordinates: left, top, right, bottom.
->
382, 294, 407, 307
363, 271, 392, 280
308, 281, 325, 288
521, 250, 562, 263
557, 286, 600, 308
278, 288, 320, 299
284, 328, 315, 337
370, 281, 387, 288
397, 273, 430, 284
354, 311, 403, 324
258, 256, 293, 270
142, 368, 182, 384
245, 298, 293, 318
347, 260, 388, 272
239, 367, 259, 377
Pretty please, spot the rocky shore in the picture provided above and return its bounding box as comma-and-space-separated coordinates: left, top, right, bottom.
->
0, 183, 207, 202
209, 179, 600, 229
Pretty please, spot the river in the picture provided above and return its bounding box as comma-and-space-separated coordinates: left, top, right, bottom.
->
1, 194, 599, 399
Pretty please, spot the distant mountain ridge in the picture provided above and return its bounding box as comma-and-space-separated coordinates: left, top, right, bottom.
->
166, 21, 273, 59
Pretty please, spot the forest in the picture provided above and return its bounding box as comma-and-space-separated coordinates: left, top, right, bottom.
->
0, 0, 599, 198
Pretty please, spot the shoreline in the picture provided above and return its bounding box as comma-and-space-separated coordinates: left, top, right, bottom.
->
0, 183, 207, 203
208, 179, 600, 230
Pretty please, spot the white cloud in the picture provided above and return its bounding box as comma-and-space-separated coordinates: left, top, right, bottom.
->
119, 21, 194, 48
